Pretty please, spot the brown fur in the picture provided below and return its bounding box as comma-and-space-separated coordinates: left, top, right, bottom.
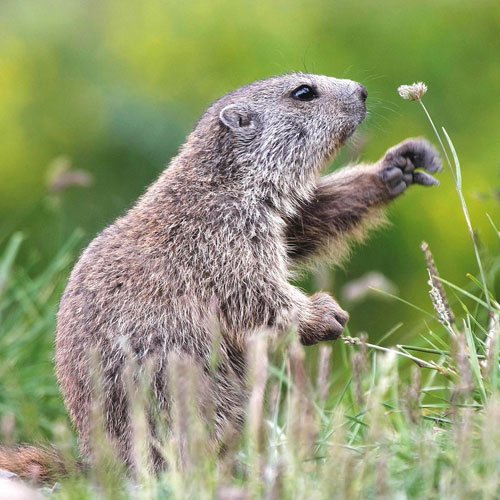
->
0, 445, 72, 482
0, 73, 440, 480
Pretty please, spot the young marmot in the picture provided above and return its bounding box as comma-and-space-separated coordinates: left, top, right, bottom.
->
0, 73, 440, 477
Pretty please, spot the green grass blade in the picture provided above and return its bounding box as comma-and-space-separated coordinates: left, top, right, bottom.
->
370, 287, 435, 319
486, 213, 500, 239
0, 232, 23, 298
463, 316, 487, 403
435, 276, 489, 310
442, 126, 461, 190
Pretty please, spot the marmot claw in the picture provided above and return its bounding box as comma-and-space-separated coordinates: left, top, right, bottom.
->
379, 138, 441, 199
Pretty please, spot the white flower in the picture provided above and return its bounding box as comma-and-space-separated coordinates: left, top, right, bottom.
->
397, 82, 428, 101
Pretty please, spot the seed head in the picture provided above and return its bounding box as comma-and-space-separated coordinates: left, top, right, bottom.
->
397, 82, 428, 101
427, 270, 452, 330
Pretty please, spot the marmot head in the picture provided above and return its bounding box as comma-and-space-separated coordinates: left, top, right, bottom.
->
189, 73, 367, 213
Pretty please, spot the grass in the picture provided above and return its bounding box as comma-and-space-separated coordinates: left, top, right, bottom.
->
0, 231, 81, 445
1, 100, 500, 498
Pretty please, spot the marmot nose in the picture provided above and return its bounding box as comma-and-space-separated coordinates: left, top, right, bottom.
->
358, 85, 368, 101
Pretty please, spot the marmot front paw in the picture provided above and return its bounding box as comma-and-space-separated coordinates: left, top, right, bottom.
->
300, 292, 349, 346
379, 138, 442, 199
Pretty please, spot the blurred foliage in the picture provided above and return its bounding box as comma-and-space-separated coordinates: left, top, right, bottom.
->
0, 0, 499, 340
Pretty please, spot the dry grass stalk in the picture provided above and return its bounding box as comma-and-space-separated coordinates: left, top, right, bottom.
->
405, 366, 421, 424
88, 350, 125, 498
216, 485, 248, 500
167, 352, 208, 473
0, 414, 14, 447
316, 344, 332, 405
421, 241, 455, 325
268, 381, 279, 420
47, 156, 94, 193
217, 424, 242, 482
343, 334, 436, 369
122, 358, 154, 480
246, 335, 269, 496
341, 453, 358, 500
375, 448, 389, 499
483, 312, 499, 376
450, 334, 475, 414
268, 459, 284, 500
168, 353, 191, 471
454, 406, 473, 490
481, 399, 500, 496
247, 335, 269, 453
288, 341, 317, 459
320, 410, 351, 498
347, 332, 369, 408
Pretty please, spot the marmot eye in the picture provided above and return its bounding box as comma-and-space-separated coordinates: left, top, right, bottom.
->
291, 85, 318, 101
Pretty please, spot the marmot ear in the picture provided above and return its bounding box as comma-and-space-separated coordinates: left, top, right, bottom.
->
219, 104, 256, 130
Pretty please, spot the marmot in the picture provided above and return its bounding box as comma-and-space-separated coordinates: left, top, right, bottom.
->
0, 72, 441, 478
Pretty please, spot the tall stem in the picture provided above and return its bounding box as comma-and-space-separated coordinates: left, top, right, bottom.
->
419, 100, 456, 185
418, 100, 492, 317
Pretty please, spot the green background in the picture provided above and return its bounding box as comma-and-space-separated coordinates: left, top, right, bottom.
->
1, 0, 499, 343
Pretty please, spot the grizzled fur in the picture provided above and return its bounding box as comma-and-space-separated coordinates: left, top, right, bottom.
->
2, 73, 441, 478
0, 445, 72, 482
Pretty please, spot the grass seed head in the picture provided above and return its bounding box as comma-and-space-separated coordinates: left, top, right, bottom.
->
398, 82, 428, 101
421, 241, 455, 325
427, 270, 453, 331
